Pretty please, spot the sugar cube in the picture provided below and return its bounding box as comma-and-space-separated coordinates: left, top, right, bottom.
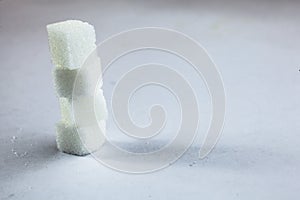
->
47, 20, 97, 69
56, 121, 106, 156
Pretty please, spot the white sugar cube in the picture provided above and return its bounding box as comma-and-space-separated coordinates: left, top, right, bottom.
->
56, 121, 106, 156
57, 91, 107, 156
47, 20, 96, 69
53, 58, 103, 99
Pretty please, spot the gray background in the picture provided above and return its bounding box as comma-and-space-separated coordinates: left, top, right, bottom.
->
0, 0, 300, 199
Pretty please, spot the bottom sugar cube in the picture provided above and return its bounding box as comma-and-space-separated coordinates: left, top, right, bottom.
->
56, 121, 106, 156
57, 90, 107, 155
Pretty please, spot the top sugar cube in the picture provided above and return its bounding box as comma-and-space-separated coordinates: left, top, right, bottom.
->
47, 20, 97, 69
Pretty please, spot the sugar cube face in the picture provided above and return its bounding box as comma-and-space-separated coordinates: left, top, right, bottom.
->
56, 121, 106, 156
54, 67, 80, 99
53, 59, 103, 99
59, 90, 108, 126
59, 98, 74, 125
47, 20, 97, 69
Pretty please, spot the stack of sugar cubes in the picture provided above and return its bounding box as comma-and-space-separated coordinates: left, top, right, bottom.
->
47, 20, 107, 156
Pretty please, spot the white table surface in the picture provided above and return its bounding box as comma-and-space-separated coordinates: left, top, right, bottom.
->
0, 0, 300, 199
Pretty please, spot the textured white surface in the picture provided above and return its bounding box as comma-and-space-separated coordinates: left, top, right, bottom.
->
56, 121, 106, 156
53, 59, 103, 99
57, 95, 107, 156
53, 67, 79, 99
47, 20, 96, 69
0, 0, 300, 199
59, 91, 107, 125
